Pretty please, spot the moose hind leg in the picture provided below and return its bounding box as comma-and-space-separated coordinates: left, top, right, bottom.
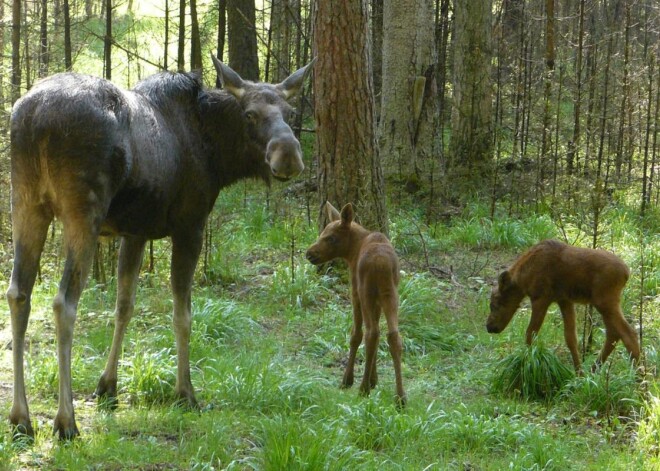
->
53, 217, 101, 440
95, 236, 147, 409
342, 291, 363, 389
383, 293, 406, 407
7, 202, 53, 439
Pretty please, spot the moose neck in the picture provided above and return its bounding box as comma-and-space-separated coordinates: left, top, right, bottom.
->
343, 224, 373, 270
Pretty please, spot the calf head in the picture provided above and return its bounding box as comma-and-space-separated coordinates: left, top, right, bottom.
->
486, 270, 524, 333
306, 202, 354, 265
212, 55, 316, 181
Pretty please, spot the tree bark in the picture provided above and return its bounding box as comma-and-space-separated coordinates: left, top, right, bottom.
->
227, 0, 259, 80
64, 0, 72, 71
104, 0, 112, 80
39, 0, 49, 78
190, 0, 202, 70
449, 0, 494, 184
378, 0, 437, 193
11, 0, 21, 103
312, 0, 387, 233
177, 0, 186, 71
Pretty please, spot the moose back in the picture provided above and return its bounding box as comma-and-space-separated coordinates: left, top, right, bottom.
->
6, 55, 315, 439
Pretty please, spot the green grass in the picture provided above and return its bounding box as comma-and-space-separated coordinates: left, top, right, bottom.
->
2, 182, 660, 470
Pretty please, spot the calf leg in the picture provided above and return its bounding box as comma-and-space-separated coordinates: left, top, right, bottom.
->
558, 301, 582, 372
95, 236, 147, 408
595, 304, 640, 368
342, 286, 363, 389
170, 229, 205, 408
383, 291, 405, 407
7, 202, 52, 439
358, 293, 380, 396
526, 298, 551, 345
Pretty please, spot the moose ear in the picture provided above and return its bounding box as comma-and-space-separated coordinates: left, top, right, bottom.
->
325, 202, 341, 222
497, 271, 512, 290
276, 57, 317, 100
340, 203, 354, 226
211, 54, 245, 99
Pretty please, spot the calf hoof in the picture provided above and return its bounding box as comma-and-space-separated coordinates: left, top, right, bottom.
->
94, 375, 119, 410
341, 372, 354, 389
395, 394, 407, 410
174, 390, 199, 410
53, 416, 80, 441
358, 382, 372, 397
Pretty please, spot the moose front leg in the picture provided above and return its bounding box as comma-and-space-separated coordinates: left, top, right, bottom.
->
558, 301, 582, 373
96, 236, 147, 408
525, 298, 551, 345
170, 230, 204, 408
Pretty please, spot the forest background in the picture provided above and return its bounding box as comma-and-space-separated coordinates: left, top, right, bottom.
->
0, 0, 660, 469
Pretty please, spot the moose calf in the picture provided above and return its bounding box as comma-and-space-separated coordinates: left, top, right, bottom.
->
487, 239, 640, 372
306, 202, 406, 406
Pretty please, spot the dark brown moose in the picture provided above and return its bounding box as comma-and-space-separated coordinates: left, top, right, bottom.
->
7, 55, 315, 439
486, 239, 640, 372
306, 202, 406, 406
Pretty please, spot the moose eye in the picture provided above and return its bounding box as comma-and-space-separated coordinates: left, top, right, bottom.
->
326, 234, 338, 245
245, 110, 258, 123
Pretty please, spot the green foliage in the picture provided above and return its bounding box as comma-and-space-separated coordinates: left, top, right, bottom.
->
638, 388, 660, 456
492, 340, 575, 401
560, 362, 642, 419
398, 274, 458, 354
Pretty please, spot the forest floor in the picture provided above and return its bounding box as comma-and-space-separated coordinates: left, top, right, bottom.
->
0, 183, 657, 470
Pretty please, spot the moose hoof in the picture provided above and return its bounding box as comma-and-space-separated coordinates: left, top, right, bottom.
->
53, 416, 80, 441
10, 421, 35, 443
395, 394, 407, 410
94, 375, 119, 410
174, 390, 199, 410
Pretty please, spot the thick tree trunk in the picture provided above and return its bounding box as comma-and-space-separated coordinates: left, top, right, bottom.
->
177, 0, 185, 71
312, 0, 387, 234
449, 0, 494, 184
378, 0, 437, 193
11, 0, 21, 103
227, 0, 259, 80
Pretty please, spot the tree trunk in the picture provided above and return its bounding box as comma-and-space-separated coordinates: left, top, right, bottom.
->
217, 0, 226, 62
269, 0, 291, 82
449, 0, 494, 186
371, 0, 383, 112
190, 0, 202, 70
312, 0, 387, 234
177, 0, 186, 71
227, 0, 259, 80
378, 0, 437, 193
64, 0, 72, 71
39, 0, 49, 78
104, 0, 112, 80
11, 0, 21, 103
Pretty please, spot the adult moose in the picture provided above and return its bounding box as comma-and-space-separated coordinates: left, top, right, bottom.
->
7, 54, 315, 440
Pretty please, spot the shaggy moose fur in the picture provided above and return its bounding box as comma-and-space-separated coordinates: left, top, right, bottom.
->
487, 239, 640, 372
7, 55, 314, 439
306, 202, 406, 406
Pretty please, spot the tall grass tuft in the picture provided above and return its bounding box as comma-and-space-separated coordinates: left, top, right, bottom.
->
120, 345, 177, 405
560, 361, 642, 419
492, 340, 574, 401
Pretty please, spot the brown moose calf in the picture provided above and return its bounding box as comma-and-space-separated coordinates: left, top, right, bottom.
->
306, 202, 406, 406
487, 239, 640, 372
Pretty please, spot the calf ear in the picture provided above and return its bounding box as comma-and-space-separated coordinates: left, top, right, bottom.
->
340, 203, 354, 226
211, 54, 245, 99
276, 57, 317, 100
325, 202, 341, 222
498, 271, 512, 290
